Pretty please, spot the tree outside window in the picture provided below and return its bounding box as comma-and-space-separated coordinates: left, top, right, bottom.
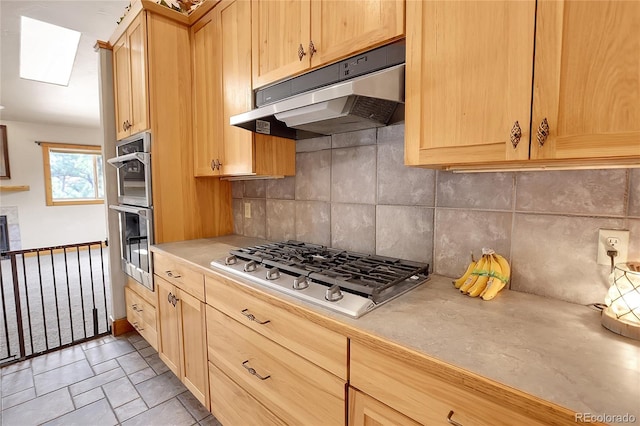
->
41, 142, 104, 206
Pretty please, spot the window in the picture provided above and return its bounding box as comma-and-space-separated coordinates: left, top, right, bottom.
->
41, 142, 104, 206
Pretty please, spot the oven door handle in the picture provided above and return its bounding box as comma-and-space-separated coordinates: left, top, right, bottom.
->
107, 152, 150, 168
109, 204, 152, 217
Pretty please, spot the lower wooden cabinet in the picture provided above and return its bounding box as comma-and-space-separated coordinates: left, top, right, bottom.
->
156, 276, 209, 408
209, 361, 285, 426
124, 285, 157, 350
349, 387, 420, 426
206, 305, 345, 425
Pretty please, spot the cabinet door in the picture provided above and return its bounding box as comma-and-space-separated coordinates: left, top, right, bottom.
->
178, 289, 209, 408
113, 34, 131, 141
156, 277, 181, 377
251, 0, 311, 88
531, 1, 640, 161
127, 12, 149, 136
218, 0, 254, 176
309, 0, 404, 68
191, 11, 221, 177
349, 388, 421, 426
405, 1, 535, 167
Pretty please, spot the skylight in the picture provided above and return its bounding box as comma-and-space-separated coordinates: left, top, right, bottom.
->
20, 16, 81, 86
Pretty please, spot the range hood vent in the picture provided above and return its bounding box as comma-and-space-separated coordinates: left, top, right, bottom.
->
230, 42, 405, 140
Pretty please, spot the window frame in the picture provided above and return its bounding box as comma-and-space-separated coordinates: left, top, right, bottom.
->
41, 142, 104, 206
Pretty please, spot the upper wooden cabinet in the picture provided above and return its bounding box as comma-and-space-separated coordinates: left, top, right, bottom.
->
405, 0, 640, 169
531, 1, 640, 162
252, 0, 405, 89
192, 0, 295, 178
113, 12, 149, 140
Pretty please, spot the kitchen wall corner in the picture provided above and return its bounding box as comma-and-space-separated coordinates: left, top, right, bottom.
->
232, 124, 640, 306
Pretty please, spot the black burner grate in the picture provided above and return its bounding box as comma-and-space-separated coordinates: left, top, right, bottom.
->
229, 241, 429, 297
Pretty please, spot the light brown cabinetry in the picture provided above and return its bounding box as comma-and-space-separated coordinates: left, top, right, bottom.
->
191, 1, 295, 178
124, 284, 157, 350
154, 252, 209, 408
111, 5, 232, 244
113, 12, 149, 140
350, 339, 579, 426
206, 306, 345, 425
252, 0, 405, 88
349, 387, 420, 426
405, 0, 640, 169
204, 271, 347, 425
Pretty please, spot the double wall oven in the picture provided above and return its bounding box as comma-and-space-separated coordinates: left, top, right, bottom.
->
108, 132, 154, 290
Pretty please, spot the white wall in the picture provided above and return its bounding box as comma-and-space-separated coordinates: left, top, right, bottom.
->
0, 119, 107, 249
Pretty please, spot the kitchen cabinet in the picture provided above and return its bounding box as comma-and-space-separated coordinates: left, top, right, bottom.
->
405, 0, 640, 169
112, 12, 149, 140
349, 387, 420, 426
252, 0, 404, 89
124, 283, 157, 350
205, 271, 347, 425
154, 252, 209, 408
110, 4, 233, 243
350, 339, 577, 426
191, 1, 295, 178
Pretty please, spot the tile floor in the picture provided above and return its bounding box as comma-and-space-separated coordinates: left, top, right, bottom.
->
0, 333, 222, 426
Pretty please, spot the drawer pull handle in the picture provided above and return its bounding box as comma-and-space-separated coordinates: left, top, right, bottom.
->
447, 411, 463, 426
241, 309, 270, 325
132, 321, 144, 331
165, 270, 182, 279
242, 360, 270, 380
132, 303, 138, 311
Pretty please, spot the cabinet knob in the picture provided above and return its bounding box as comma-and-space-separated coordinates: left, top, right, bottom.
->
308, 40, 317, 58
510, 121, 522, 148
211, 159, 216, 171
123, 121, 128, 131
536, 118, 550, 146
242, 360, 271, 380
298, 43, 306, 61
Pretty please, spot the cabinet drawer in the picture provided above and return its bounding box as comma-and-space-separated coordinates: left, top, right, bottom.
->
350, 340, 549, 426
206, 306, 345, 426
205, 274, 347, 379
209, 362, 285, 426
126, 286, 157, 349
153, 252, 204, 301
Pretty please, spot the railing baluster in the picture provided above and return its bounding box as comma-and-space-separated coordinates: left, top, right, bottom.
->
99, 243, 109, 334
50, 249, 62, 347
63, 248, 74, 342
0, 256, 12, 359
10, 254, 26, 359
36, 251, 49, 351
88, 244, 98, 336
20, 255, 34, 355
77, 247, 87, 339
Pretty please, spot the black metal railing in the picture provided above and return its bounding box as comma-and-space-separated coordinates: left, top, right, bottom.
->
0, 240, 111, 366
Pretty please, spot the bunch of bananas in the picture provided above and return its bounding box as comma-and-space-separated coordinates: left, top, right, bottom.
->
453, 248, 510, 300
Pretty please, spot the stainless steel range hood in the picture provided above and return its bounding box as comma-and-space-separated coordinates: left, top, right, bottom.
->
230, 42, 405, 140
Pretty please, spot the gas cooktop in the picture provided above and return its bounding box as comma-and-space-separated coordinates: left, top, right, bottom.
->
209, 241, 429, 318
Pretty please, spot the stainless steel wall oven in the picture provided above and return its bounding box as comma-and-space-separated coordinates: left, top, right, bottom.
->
108, 131, 154, 290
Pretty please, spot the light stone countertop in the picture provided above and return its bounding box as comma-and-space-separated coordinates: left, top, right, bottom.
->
151, 237, 640, 424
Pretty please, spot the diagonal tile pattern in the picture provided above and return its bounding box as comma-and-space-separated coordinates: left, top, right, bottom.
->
0, 332, 220, 426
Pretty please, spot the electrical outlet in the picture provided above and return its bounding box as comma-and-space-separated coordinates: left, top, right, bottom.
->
597, 229, 629, 266
244, 202, 251, 219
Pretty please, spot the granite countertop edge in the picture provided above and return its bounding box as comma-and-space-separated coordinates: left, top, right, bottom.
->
150, 236, 640, 423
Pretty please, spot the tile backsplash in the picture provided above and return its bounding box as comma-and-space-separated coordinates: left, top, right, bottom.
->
232, 124, 640, 306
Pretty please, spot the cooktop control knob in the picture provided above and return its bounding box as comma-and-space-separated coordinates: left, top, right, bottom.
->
266, 268, 280, 280
243, 260, 257, 272
292, 276, 308, 290
225, 255, 237, 265
325, 284, 343, 302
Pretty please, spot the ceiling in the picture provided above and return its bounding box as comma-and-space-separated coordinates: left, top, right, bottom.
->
0, 0, 129, 128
